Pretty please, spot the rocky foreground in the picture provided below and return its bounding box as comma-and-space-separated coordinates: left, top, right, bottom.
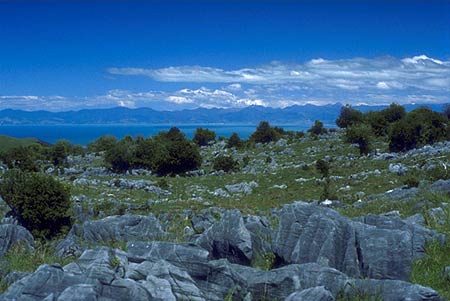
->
0, 200, 446, 301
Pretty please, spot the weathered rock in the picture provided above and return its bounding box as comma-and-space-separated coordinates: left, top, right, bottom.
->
389, 163, 409, 175
56, 284, 98, 301
126, 241, 210, 278
141, 275, 176, 301
427, 179, 450, 193
273, 202, 443, 281
225, 181, 258, 195
79, 214, 165, 244
0, 223, 34, 257
195, 210, 253, 265
285, 286, 335, 301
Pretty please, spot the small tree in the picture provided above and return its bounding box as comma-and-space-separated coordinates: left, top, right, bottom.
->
336, 105, 363, 128
250, 121, 280, 144
0, 146, 40, 172
49, 140, 73, 166
87, 135, 117, 153
316, 159, 330, 178
345, 124, 372, 155
0, 169, 72, 239
212, 155, 239, 172
104, 139, 135, 172
227, 132, 243, 148
193, 128, 216, 146
308, 120, 327, 136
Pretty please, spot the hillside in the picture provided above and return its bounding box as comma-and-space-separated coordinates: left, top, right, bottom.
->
0, 135, 44, 152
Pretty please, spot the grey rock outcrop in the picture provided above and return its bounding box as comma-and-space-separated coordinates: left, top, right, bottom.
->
0, 223, 34, 257
273, 202, 443, 281
285, 286, 335, 301
195, 210, 253, 264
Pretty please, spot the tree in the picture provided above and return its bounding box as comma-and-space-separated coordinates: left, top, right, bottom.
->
87, 135, 117, 153
0, 146, 40, 171
316, 159, 330, 178
250, 121, 280, 144
212, 155, 239, 172
104, 138, 135, 172
0, 169, 72, 239
336, 105, 363, 128
345, 124, 372, 155
49, 140, 73, 166
389, 107, 448, 152
193, 128, 216, 146
308, 120, 327, 136
227, 132, 243, 148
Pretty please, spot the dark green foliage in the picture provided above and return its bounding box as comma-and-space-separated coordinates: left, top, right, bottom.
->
365, 103, 406, 136
152, 127, 202, 175
336, 105, 363, 128
316, 159, 330, 178
0, 145, 41, 171
104, 139, 135, 172
87, 135, 117, 153
250, 121, 280, 144
307, 120, 328, 136
442, 103, 450, 120
213, 155, 239, 172
0, 170, 72, 239
227, 132, 243, 148
193, 128, 216, 146
389, 107, 448, 152
48, 140, 84, 166
345, 124, 372, 155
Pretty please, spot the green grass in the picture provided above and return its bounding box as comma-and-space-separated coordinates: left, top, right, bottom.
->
0, 135, 43, 152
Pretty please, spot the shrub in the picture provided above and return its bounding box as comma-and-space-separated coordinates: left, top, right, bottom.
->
0, 170, 72, 239
87, 135, 117, 153
365, 103, 406, 137
0, 145, 40, 172
250, 121, 280, 144
212, 155, 239, 172
308, 120, 327, 136
316, 159, 330, 178
152, 127, 202, 175
345, 124, 372, 155
227, 132, 243, 148
193, 128, 216, 146
336, 105, 363, 128
104, 139, 135, 172
389, 107, 448, 152
48, 140, 79, 166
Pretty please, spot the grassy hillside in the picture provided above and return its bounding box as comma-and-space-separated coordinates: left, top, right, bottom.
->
0, 135, 42, 152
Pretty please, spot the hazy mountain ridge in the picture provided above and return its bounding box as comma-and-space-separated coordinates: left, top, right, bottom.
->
0, 103, 445, 125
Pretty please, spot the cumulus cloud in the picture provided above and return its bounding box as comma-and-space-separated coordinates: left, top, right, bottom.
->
108, 55, 450, 93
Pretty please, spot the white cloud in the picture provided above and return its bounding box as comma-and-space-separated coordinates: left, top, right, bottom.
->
108, 55, 450, 94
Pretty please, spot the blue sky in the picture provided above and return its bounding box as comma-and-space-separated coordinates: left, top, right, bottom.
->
0, 0, 449, 111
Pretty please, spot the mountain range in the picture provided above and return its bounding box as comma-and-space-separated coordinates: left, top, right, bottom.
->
0, 103, 446, 126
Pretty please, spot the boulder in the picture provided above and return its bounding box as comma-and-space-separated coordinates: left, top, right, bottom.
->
0, 223, 34, 257
285, 286, 335, 301
195, 210, 253, 265
389, 163, 409, 175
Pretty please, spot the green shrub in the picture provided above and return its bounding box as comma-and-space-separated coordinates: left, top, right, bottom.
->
389, 107, 448, 152
193, 128, 216, 146
316, 159, 330, 178
226, 132, 243, 148
345, 124, 372, 155
213, 155, 239, 172
104, 138, 135, 172
0, 145, 41, 172
152, 127, 202, 175
0, 170, 72, 239
250, 121, 280, 144
87, 135, 117, 153
336, 105, 363, 128
308, 120, 327, 136
365, 103, 406, 137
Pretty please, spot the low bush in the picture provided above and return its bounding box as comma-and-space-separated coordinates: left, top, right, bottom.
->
213, 155, 239, 172
0, 169, 72, 239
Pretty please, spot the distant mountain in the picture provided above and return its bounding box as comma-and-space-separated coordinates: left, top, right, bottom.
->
0, 103, 446, 126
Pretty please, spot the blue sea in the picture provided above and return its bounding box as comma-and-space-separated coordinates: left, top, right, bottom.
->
0, 124, 308, 146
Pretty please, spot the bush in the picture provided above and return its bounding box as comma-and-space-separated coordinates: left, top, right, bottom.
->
345, 124, 372, 155
389, 107, 448, 152
48, 140, 83, 166
152, 127, 202, 175
193, 128, 216, 146
87, 135, 117, 153
308, 120, 327, 136
365, 103, 406, 137
227, 132, 243, 148
212, 155, 239, 172
104, 138, 135, 172
0, 170, 72, 239
316, 159, 330, 178
0, 145, 41, 172
336, 105, 363, 128
250, 121, 280, 144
